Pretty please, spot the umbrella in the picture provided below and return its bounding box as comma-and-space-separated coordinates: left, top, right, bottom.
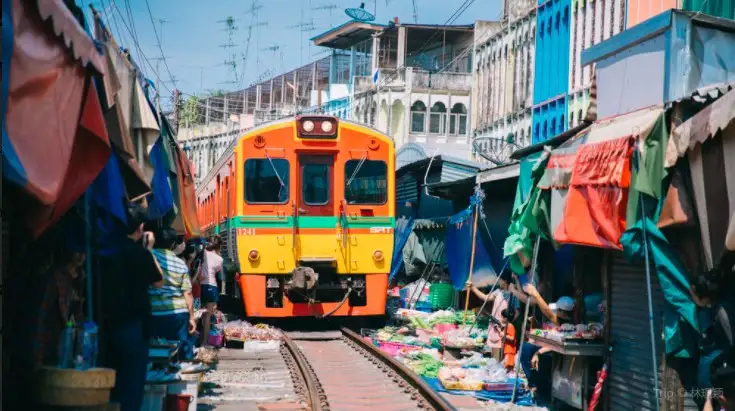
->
588, 362, 609, 411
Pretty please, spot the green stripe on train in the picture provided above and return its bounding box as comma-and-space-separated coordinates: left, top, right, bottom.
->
225, 216, 395, 229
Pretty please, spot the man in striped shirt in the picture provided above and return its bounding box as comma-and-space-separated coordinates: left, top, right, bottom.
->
149, 228, 196, 360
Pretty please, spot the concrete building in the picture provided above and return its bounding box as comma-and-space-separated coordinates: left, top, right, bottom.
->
532, 0, 572, 144
471, 0, 537, 167
567, 0, 625, 127
307, 21, 386, 119
626, 0, 733, 29
312, 20, 476, 159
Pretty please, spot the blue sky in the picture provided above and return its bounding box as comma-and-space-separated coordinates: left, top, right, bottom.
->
86, 0, 501, 99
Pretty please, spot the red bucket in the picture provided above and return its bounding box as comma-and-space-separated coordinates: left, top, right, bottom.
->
165, 394, 193, 411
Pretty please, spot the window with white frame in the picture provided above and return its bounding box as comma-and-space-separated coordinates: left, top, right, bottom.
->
429, 102, 447, 134
449, 103, 468, 136
410, 101, 427, 133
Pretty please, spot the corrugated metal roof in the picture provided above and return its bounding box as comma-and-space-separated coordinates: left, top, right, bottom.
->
396, 174, 419, 204
441, 161, 480, 182
396, 142, 428, 169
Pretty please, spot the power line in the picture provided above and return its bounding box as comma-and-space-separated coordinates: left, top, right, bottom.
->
337, 0, 477, 117
106, 2, 173, 98
144, 0, 177, 88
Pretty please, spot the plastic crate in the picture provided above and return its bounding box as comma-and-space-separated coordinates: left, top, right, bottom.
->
429, 283, 454, 310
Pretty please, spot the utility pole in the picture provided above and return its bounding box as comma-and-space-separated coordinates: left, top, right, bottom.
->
218, 16, 240, 85
172, 89, 181, 134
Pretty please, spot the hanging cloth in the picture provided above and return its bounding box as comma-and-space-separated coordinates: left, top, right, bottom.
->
92, 15, 149, 201
25, 79, 111, 238
92, 14, 157, 193
503, 151, 548, 274
447, 191, 497, 290
554, 106, 664, 249
147, 137, 175, 220
172, 139, 201, 239
4, 0, 104, 206
389, 216, 415, 281
620, 213, 701, 358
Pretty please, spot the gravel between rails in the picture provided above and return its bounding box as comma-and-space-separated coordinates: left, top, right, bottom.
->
197, 344, 308, 411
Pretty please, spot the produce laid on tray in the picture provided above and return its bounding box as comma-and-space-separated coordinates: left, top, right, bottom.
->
531, 322, 604, 342
223, 320, 283, 341
441, 328, 486, 349
368, 308, 528, 396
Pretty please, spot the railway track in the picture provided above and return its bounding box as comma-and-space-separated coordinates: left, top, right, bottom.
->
198, 326, 489, 411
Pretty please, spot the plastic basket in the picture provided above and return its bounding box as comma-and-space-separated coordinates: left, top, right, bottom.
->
414, 301, 434, 313
429, 283, 454, 310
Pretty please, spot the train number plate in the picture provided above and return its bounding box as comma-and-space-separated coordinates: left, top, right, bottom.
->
370, 227, 393, 234
237, 228, 257, 236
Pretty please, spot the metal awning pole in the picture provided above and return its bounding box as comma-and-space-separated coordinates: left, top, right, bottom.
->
85, 189, 93, 322
511, 235, 541, 403
640, 187, 661, 410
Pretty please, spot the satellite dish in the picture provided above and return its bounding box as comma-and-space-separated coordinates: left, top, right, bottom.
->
345, 2, 375, 22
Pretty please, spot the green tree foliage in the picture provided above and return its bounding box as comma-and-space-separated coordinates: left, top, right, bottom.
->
181, 95, 202, 126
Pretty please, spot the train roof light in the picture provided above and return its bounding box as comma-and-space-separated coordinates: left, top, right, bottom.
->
296, 115, 337, 139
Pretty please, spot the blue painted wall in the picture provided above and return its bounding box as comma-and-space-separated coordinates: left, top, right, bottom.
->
532, 0, 571, 143
532, 96, 567, 144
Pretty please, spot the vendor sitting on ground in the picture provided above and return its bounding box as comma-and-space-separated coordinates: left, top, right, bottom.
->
509, 280, 579, 403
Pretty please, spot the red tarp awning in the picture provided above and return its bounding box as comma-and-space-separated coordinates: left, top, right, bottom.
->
553, 106, 664, 249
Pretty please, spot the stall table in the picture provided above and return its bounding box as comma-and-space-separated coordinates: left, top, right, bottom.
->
528, 335, 605, 410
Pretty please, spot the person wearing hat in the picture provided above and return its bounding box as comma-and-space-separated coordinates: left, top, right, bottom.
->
512, 282, 579, 403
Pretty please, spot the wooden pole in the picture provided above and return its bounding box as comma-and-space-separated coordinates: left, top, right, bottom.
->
511, 235, 542, 403
462, 202, 481, 323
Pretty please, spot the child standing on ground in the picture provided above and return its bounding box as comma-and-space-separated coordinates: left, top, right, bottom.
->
500, 309, 517, 372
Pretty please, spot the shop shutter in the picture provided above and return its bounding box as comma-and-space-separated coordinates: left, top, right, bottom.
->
609, 252, 699, 411
609, 252, 666, 410
397, 174, 418, 205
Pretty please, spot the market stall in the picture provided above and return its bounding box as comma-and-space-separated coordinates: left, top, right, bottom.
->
527, 324, 605, 409
368, 307, 536, 405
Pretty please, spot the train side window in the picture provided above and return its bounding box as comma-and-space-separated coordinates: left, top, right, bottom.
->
302, 164, 329, 205
344, 160, 387, 205
244, 158, 290, 204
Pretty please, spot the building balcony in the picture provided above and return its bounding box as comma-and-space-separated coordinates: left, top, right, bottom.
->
352, 67, 472, 94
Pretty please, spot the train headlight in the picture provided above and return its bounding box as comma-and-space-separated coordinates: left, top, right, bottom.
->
248, 249, 260, 262
296, 116, 337, 139
321, 120, 333, 133
373, 250, 384, 262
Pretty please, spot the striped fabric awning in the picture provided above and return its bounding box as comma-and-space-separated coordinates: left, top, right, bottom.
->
552, 106, 665, 249
670, 89, 735, 269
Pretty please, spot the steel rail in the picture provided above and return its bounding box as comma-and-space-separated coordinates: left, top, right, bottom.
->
282, 333, 326, 411
340, 327, 457, 411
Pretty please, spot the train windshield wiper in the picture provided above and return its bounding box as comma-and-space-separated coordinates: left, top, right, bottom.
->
265, 153, 286, 200
345, 154, 367, 202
